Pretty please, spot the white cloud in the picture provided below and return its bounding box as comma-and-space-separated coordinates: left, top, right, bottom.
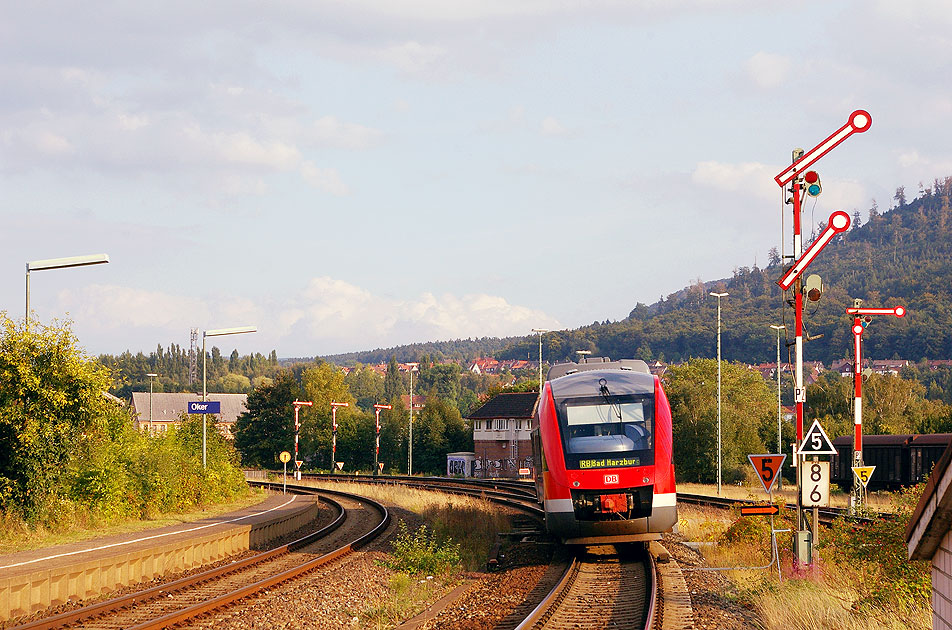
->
199, 128, 301, 168
692, 160, 779, 201
540, 116, 566, 136
60, 278, 562, 355
378, 41, 448, 76
744, 52, 791, 89
310, 116, 384, 149
691, 160, 865, 210
300, 162, 350, 196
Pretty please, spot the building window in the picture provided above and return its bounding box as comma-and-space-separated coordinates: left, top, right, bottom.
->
494, 418, 507, 430
475, 420, 482, 430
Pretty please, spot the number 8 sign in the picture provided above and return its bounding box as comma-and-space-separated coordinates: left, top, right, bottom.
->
800, 461, 830, 507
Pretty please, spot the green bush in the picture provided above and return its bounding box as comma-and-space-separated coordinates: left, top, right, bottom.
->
823, 484, 930, 608
384, 521, 461, 576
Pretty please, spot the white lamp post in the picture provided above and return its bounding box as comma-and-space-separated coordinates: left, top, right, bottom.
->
202, 325, 256, 468
25, 253, 110, 327
531, 329, 549, 397
146, 373, 158, 433
408, 364, 418, 475
710, 291, 728, 496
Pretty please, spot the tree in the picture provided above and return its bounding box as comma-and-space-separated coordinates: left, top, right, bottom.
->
665, 359, 774, 484
384, 356, 403, 403
344, 364, 384, 411
894, 185, 907, 208
299, 363, 355, 470
233, 371, 300, 467
413, 396, 471, 474
418, 363, 461, 407
0, 315, 126, 517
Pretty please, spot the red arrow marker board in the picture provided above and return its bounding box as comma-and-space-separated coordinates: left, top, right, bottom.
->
740, 504, 780, 516
748, 454, 787, 494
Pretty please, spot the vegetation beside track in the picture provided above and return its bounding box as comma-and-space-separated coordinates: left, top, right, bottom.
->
678, 484, 930, 630
302, 479, 514, 627
0, 315, 251, 553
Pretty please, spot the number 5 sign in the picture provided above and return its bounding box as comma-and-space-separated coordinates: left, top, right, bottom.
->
748, 454, 786, 494
801, 460, 830, 507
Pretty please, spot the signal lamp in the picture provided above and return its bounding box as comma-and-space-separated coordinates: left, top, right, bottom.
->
803, 170, 822, 197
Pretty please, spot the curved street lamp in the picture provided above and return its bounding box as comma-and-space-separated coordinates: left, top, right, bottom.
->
710, 291, 728, 496
25, 253, 110, 327
202, 325, 256, 468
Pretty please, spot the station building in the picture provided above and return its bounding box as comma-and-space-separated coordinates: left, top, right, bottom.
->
467, 391, 538, 479
130, 392, 248, 438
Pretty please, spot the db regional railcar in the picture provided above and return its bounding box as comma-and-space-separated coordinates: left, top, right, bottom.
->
531, 357, 677, 545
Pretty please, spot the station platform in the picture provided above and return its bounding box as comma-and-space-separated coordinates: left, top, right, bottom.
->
0, 491, 320, 621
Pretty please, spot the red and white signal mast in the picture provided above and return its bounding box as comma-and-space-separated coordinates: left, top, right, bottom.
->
373, 403, 392, 474
330, 401, 349, 471
292, 400, 313, 479
773, 110, 871, 548
845, 302, 906, 507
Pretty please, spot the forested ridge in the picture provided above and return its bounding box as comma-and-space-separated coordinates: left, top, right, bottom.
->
497, 177, 952, 367
102, 177, 952, 394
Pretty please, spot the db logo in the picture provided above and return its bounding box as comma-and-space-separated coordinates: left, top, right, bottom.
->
604, 474, 619, 485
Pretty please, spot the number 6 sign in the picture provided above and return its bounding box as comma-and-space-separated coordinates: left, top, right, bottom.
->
800, 461, 830, 507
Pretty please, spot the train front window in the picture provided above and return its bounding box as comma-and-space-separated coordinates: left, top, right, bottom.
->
558, 394, 654, 470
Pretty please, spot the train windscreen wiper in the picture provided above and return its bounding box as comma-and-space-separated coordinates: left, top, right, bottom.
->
598, 378, 623, 421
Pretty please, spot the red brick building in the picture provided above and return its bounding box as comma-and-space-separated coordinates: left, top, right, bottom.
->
467, 392, 538, 479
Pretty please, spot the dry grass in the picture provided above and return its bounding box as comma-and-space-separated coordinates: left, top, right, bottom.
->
677, 504, 931, 630
678, 482, 895, 512
754, 578, 930, 630
302, 479, 510, 571
0, 488, 268, 555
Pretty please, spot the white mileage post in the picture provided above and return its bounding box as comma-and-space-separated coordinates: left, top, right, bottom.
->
800, 461, 830, 508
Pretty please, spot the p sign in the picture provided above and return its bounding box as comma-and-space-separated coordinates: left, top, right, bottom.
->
748, 454, 786, 494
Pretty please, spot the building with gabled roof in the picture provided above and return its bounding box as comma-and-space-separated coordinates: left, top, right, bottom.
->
467, 392, 538, 479
130, 392, 248, 438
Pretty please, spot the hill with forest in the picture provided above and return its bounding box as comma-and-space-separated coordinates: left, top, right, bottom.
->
324, 176, 952, 369
495, 177, 952, 367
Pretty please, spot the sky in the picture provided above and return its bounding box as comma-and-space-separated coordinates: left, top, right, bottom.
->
3, 1, 951, 358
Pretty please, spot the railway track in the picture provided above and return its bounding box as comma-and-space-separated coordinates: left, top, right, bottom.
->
677, 492, 889, 525
514, 544, 656, 630
10, 486, 388, 630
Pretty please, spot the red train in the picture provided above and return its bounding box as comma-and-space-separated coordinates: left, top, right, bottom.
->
531, 357, 677, 544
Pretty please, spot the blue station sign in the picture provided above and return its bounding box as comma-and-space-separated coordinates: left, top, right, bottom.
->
188, 401, 221, 414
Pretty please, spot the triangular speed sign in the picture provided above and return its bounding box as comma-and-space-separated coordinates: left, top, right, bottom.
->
748, 454, 786, 494
797, 419, 837, 456
852, 466, 876, 488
